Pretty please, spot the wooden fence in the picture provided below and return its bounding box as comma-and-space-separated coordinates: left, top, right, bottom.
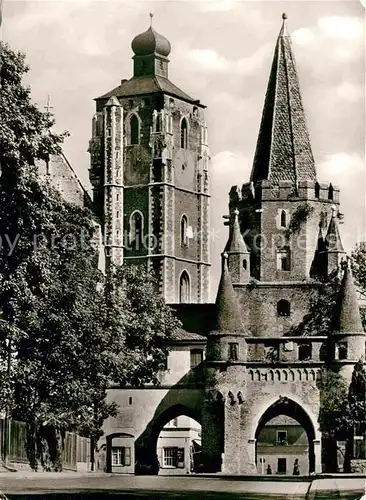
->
0, 419, 90, 469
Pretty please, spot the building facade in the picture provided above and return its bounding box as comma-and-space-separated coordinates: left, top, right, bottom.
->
47, 14, 365, 475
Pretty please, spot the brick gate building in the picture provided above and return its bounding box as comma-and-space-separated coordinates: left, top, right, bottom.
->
85, 14, 365, 474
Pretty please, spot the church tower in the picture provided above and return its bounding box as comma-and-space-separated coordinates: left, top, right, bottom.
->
89, 17, 210, 303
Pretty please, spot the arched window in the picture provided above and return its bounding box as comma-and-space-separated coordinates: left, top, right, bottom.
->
276, 247, 291, 271
280, 210, 287, 228
243, 259, 247, 270
298, 343, 312, 361
129, 211, 143, 249
315, 182, 320, 198
277, 299, 291, 317
180, 118, 188, 149
180, 215, 188, 246
328, 183, 334, 200
179, 271, 190, 303
130, 115, 139, 145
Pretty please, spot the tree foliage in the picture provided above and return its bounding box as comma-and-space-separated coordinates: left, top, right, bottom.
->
351, 242, 366, 331
0, 42, 179, 471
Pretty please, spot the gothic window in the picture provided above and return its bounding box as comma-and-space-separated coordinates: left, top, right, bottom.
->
315, 182, 320, 198
328, 184, 334, 200
180, 118, 188, 149
228, 343, 239, 361
277, 247, 291, 271
180, 215, 188, 246
298, 343, 312, 361
277, 299, 291, 317
280, 210, 287, 228
129, 211, 143, 249
179, 271, 190, 303
130, 114, 139, 145
190, 349, 203, 368
243, 259, 247, 270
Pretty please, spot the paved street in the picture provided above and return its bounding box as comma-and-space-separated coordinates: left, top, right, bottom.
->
0, 472, 365, 499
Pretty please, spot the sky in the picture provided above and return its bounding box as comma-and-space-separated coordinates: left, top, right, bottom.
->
2, 0, 365, 298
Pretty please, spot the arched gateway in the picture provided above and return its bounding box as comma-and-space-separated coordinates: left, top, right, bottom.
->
94, 15, 365, 476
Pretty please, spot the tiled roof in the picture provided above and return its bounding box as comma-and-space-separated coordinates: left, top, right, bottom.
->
96, 75, 199, 105
214, 254, 244, 333
333, 261, 364, 334
170, 328, 207, 342
250, 15, 316, 185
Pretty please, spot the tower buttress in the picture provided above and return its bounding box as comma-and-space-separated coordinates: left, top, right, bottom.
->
103, 96, 124, 267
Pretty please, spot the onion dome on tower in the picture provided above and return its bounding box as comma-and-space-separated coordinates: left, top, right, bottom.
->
130, 14, 171, 78
132, 23, 171, 57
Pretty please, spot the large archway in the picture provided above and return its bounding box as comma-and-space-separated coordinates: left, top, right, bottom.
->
157, 413, 201, 475
135, 403, 202, 475
255, 397, 316, 475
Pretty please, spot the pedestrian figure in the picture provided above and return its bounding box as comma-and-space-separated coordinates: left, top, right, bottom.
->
293, 459, 300, 475
266, 464, 272, 474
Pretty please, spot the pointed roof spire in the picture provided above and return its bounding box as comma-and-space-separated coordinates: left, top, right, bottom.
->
333, 257, 364, 334
225, 209, 249, 253
250, 14, 316, 185
325, 208, 345, 253
214, 253, 244, 333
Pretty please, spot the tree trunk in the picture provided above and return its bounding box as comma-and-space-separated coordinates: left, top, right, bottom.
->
25, 419, 38, 471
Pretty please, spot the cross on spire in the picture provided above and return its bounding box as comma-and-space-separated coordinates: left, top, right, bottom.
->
149, 12, 153, 27
44, 95, 53, 115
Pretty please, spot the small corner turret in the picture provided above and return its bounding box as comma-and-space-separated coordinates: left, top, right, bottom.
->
329, 257, 366, 380
206, 253, 248, 364
225, 209, 251, 284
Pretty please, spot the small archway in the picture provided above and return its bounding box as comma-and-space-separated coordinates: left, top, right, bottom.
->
255, 397, 316, 475
105, 432, 135, 474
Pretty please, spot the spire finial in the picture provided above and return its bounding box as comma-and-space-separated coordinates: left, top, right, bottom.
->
280, 12, 289, 37
149, 12, 154, 27
234, 208, 239, 220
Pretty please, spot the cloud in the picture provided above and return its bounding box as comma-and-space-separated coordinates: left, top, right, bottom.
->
292, 28, 315, 45
198, 0, 236, 12
317, 152, 365, 248
185, 43, 271, 75
318, 16, 363, 40
336, 82, 364, 103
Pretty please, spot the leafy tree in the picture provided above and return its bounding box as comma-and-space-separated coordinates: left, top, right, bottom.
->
0, 42, 179, 470
351, 242, 366, 330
